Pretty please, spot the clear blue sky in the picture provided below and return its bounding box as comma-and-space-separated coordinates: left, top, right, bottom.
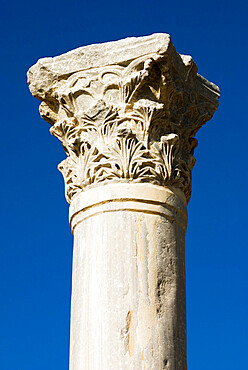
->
0, 0, 247, 369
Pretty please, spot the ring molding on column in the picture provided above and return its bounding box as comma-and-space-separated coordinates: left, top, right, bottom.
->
69, 183, 188, 235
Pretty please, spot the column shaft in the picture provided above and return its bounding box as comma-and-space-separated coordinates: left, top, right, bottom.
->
69, 183, 187, 369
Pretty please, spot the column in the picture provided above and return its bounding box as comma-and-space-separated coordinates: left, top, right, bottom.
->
28, 33, 220, 369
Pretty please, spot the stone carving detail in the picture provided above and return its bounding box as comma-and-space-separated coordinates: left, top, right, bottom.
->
28, 35, 220, 204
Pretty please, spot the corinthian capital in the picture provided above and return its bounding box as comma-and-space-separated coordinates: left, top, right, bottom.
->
27, 33, 220, 204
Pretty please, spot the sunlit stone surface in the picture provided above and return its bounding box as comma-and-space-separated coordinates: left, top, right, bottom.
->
28, 33, 220, 369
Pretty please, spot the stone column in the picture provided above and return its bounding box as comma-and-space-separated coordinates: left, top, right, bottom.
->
27, 34, 220, 369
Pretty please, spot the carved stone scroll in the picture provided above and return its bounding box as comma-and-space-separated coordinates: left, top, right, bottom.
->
28, 34, 219, 204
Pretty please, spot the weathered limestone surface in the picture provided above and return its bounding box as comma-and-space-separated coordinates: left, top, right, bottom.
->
69, 183, 187, 369
28, 33, 220, 369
